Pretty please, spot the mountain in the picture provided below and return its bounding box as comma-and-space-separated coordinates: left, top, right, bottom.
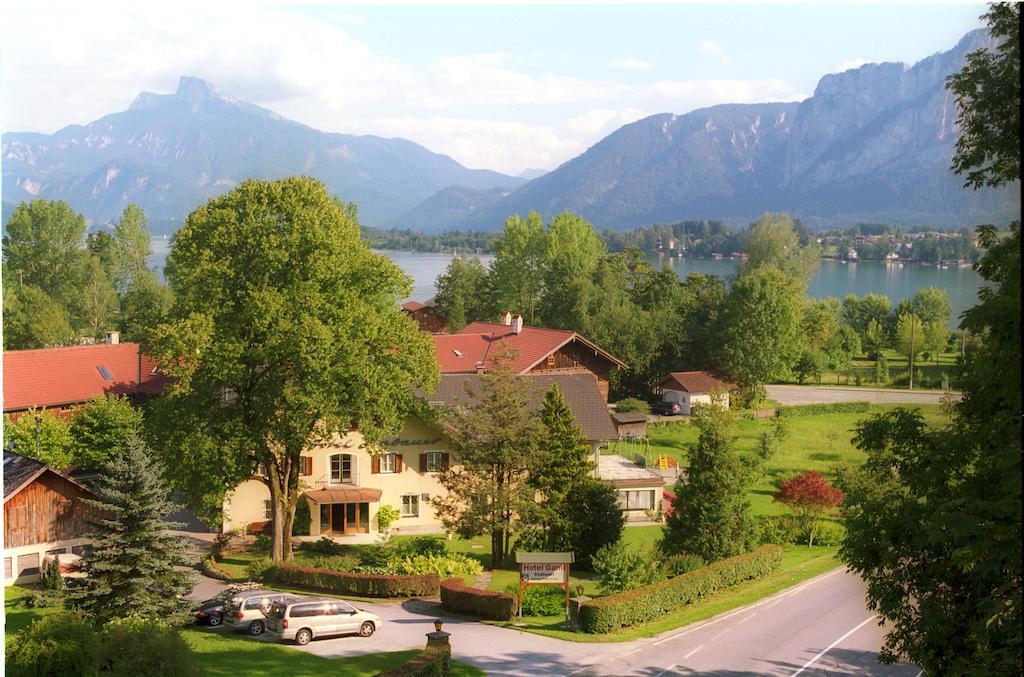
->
517, 168, 549, 180
405, 29, 1016, 231
1, 77, 523, 232
389, 186, 513, 232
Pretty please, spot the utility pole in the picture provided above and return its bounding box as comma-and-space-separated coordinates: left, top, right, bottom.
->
909, 316, 916, 390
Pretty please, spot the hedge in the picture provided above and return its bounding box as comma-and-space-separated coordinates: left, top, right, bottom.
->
577, 544, 783, 634
440, 578, 516, 621
777, 401, 871, 417
272, 565, 439, 598
200, 553, 237, 582
375, 644, 450, 677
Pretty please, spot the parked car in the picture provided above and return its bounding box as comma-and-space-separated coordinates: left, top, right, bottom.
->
192, 582, 263, 626
223, 590, 302, 635
265, 597, 382, 645
650, 401, 682, 416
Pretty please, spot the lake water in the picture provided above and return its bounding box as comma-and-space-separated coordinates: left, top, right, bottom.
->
148, 238, 984, 325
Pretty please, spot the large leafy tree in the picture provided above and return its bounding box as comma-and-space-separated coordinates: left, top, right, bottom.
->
2, 280, 75, 350
69, 396, 144, 472
148, 177, 438, 561
841, 4, 1021, 672
433, 255, 493, 331
739, 212, 818, 284
68, 432, 193, 625
661, 401, 753, 561
773, 471, 844, 546
112, 204, 152, 292
431, 350, 544, 568
3, 408, 74, 469
539, 212, 604, 329
2, 199, 87, 303
75, 255, 119, 339
490, 211, 546, 323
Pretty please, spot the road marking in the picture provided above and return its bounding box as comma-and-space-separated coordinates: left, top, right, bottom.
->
683, 645, 703, 659
710, 627, 730, 641
789, 616, 876, 677
653, 664, 677, 677
736, 612, 756, 624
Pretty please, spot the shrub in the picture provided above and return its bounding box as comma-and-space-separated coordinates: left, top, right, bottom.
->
777, 402, 870, 417
557, 479, 624, 570
41, 556, 65, 592
200, 553, 236, 581
504, 582, 566, 616
246, 557, 277, 582
271, 565, 439, 597
305, 536, 345, 555
6, 612, 101, 677
394, 536, 448, 558
592, 542, 664, 595
97, 618, 196, 677
578, 545, 784, 633
20, 588, 66, 609
299, 553, 361, 573
616, 398, 651, 414
252, 534, 271, 552
355, 543, 398, 569
376, 504, 401, 537
440, 579, 515, 621
806, 520, 847, 547
397, 553, 482, 580
292, 499, 311, 536
755, 515, 804, 545
663, 553, 706, 577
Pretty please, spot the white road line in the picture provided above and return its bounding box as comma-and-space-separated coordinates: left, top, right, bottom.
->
789, 616, 876, 677
653, 664, 677, 677
736, 612, 757, 624
710, 627, 730, 641
683, 645, 704, 660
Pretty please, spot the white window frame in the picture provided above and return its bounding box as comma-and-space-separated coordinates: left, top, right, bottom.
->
401, 494, 420, 518
264, 499, 273, 520
425, 451, 445, 473
619, 490, 656, 511
380, 453, 396, 474
330, 453, 354, 484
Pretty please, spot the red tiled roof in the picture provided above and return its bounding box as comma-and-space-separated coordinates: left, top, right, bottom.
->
659, 371, 735, 393
2, 343, 170, 412
433, 321, 625, 374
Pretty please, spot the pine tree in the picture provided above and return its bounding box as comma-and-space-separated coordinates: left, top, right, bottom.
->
661, 401, 754, 561
68, 431, 194, 625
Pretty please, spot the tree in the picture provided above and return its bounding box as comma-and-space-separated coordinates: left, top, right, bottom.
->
431, 350, 544, 568
68, 431, 193, 625
863, 318, 889, 357
717, 267, 804, 395
794, 349, 827, 385
773, 471, 844, 546
69, 396, 144, 472
148, 177, 438, 561
946, 2, 1020, 189
539, 212, 604, 329
118, 270, 174, 344
911, 286, 952, 329
2, 199, 87, 302
755, 431, 777, 477
490, 211, 546, 323
554, 479, 623, 569
433, 255, 493, 332
112, 204, 152, 292
873, 354, 890, 385
2, 281, 75, 350
894, 312, 924, 371
802, 298, 840, 352
3, 408, 74, 469
923, 322, 949, 364
661, 401, 754, 561
86, 230, 119, 285
740, 212, 818, 284
75, 256, 119, 339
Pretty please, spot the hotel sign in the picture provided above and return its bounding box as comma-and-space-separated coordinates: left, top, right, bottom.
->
520, 562, 569, 584
516, 552, 574, 620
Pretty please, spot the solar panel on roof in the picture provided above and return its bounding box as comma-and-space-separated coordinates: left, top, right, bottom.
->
97, 366, 112, 380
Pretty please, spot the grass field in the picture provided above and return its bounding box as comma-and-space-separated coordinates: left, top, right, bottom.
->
780, 348, 962, 390
2, 586, 484, 677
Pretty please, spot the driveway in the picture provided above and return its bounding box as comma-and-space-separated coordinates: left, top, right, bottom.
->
191, 567, 918, 676
767, 384, 957, 406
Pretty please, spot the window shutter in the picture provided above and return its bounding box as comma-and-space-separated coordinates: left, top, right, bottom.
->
395, 454, 404, 472
441, 453, 450, 471
371, 456, 380, 474
420, 453, 428, 473
300, 456, 312, 476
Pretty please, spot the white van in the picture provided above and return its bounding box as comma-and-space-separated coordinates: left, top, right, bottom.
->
265, 597, 381, 645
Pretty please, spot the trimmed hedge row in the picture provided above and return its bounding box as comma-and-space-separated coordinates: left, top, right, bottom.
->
376, 644, 450, 677
777, 401, 871, 417
440, 578, 516, 621
200, 553, 237, 581
577, 545, 784, 634
272, 565, 439, 598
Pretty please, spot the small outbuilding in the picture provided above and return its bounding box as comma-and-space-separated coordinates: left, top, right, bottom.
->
655, 371, 735, 415
597, 454, 666, 522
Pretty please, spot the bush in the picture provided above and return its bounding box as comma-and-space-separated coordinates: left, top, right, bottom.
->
246, 557, 278, 582
355, 543, 398, 569
440, 578, 515, 621
97, 618, 196, 677
20, 588, 66, 609
397, 553, 482, 580
557, 479, 624, 569
6, 612, 101, 677
299, 553, 361, 573
252, 534, 271, 552
616, 398, 651, 414
292, 499, 311, 536
806, 521, 847, 547
271, 565, 439, 597
663, 553, 706, 577
578, 545, 784, 633
592, 542, 664, 595
504, 582, 566, 617
777, 402, 871, 417
756, 515, 804, 546
41, 556, 65, 592
304, 536, 345, 555
376, 504, 401, 537
394, 536, 448, 558
200, 553, 236, 581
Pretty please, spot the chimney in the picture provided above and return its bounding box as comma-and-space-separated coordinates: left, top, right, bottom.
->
499, 311, 512, 326
105, 331, 120, 345
511, 315, 523, 334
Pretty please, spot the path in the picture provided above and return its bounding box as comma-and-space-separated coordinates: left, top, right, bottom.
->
767, 384, 957, 406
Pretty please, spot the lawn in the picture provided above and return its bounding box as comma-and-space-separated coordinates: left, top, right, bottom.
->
2, 586, 484, 677
780, 348, 962, 390
645, 402, 951, 517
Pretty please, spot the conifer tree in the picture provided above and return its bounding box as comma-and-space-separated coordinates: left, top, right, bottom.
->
661, 401, 753, 561
532, 384, 595, 501
69, 431, 193, 625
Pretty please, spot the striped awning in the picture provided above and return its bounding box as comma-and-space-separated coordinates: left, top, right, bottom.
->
303, 487, 383, 504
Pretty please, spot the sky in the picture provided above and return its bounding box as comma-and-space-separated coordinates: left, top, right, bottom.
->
0, 1, 987, 176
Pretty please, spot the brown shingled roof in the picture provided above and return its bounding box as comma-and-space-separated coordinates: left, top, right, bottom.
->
658, 371, 736, 393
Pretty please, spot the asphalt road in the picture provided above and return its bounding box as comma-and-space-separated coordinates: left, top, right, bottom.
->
194, 567, 918, 676
766, 384, 956, 406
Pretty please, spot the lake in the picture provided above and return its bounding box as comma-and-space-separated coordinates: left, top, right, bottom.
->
148, 239, 984, 326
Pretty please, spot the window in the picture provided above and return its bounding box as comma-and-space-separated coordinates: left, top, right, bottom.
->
17, 553, 40, 577
264, 500, 273, 520
97, 365, 112, 380
290, 604, 323, 618
618, 490, 655, 511
71, 545, 92, 557
425, 451, 445, 473
330, 453, 353, 483
330, 601, 356, 615
300, 456, 313, 476
401, 494, 419, 518
380, 453, 396, 473
4, 558, 11, 579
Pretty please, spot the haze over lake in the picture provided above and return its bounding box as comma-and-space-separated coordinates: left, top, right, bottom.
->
149, 238, 983, 326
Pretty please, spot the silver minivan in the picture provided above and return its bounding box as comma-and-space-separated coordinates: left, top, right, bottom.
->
265, 597, 382, 645
222, 590, 301, 636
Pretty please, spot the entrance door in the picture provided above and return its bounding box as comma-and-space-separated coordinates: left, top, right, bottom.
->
331, 504, 345, 534
321, 503, 371, 535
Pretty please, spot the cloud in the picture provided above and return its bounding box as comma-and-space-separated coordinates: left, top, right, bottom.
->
834, 58, 870, 73
699, 40, 733, 65
609, 57, 653, 71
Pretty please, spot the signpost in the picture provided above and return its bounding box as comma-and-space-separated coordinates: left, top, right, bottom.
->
515, 551, 574, 621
